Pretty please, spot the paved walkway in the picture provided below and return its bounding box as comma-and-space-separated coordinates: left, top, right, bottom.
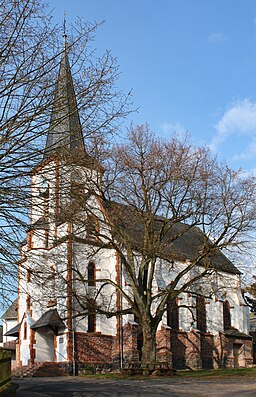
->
15, 376, 256, 397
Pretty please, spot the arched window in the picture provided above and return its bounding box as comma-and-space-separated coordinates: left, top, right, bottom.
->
167, 298, 179, 330
196, 295, 207, 332
87, 299, 96, 333
223, 300, 231, 330
24, 322, 27, 340
88, 262, 96, 287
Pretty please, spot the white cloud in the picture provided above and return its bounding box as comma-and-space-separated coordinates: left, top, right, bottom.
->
160, 121, 186, 136
208, 32, 230, 43
240, 167, 256, 178
210, 98, 256, 157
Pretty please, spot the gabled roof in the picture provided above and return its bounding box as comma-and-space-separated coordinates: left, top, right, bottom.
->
106, 201, 240, 275
1, 298, 18, 320
44, 43, 85, 158
4, 323, 20, 337
30, 309, 65, 332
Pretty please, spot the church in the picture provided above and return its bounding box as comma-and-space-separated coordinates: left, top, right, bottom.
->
5, 40, 253, 373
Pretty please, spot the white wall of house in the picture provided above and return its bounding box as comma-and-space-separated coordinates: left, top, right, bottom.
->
2, 319, 17, 344
19, 320, 30, 366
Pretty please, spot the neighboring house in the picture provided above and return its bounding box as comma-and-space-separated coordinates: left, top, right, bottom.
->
250, 312, 256, 364
1, 299, 18, 366
0, 325, 3, 346
11, 42, 253, 371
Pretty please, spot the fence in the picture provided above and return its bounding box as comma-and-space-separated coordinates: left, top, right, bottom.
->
0, 348, 12, 393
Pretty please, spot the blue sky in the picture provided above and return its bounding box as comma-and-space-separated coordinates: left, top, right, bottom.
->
48, 0, 256, 175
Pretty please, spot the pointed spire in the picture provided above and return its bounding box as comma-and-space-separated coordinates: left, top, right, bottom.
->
44, 32, 85, 158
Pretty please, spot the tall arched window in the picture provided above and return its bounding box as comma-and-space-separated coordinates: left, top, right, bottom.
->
196, 295, 207, 332
167, 298, 179, 330
24, 322, 27, 340
87, 299, 96, 333
223, 300, 231, 330
88, 262, 96, 287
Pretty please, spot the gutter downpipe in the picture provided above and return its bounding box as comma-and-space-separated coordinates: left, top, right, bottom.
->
120, 259, 124, 369
72, 222, 76, 376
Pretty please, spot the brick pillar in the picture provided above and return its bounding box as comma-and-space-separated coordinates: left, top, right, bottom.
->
122, 322, 139, 364
201, 333, 214, 369
156, 327, 171, 362
185, 330, 202, 369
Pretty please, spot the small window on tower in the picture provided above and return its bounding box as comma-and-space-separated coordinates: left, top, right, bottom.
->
70, 182, 84, 200
39, 177, 49, 198
86, 215, 99, 239
27, 269, 32, 282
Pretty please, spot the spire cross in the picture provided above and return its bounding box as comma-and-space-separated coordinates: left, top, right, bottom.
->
63, 11, 67, 49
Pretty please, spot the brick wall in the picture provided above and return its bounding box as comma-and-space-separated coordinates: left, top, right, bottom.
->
201, 333, 214, 369
75, 332, 114, 364
170, 330, 188, 369
74, 327, 253, 370
156, 327, 171, 362
122, 323, 139, 364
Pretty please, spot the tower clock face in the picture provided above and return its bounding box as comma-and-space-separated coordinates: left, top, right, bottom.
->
39, 177, 49, 194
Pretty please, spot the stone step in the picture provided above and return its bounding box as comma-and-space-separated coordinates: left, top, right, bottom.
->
12, 362, 68, 378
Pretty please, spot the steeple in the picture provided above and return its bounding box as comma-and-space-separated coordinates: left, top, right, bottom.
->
44, 36, 85, 158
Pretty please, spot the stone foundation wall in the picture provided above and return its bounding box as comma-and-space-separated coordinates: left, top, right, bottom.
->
201, 333, 215, 369
75, 332, 114, 364
72, 327, 253, 370
170, 330, 202, 370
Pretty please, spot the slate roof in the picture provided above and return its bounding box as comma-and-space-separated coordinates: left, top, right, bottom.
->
31, 309, 65, 331
4, 323, 20, 337
106, 201, 240, 275
1, 298, 18, 320
223, 327, 252, 339
44, 43, 85, 158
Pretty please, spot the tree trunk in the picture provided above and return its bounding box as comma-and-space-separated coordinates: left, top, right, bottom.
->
141, 319, 157, 364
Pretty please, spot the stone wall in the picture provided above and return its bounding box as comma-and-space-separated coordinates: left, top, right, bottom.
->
73, 327, 253, 370
122, 323, 139, 364
75, 332, 114, 364
201, 333, 215, 369
156, 327, 171, 362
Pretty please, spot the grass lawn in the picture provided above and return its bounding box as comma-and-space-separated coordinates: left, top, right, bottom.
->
177, 367, 256, 379
79, 366, 256, 380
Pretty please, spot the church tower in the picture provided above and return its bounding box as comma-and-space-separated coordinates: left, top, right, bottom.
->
17, 38, 117, 369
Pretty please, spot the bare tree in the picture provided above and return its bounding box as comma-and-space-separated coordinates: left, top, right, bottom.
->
0, 0, 131, 308
53, 124, 256, 364
244, 279, 256, 314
